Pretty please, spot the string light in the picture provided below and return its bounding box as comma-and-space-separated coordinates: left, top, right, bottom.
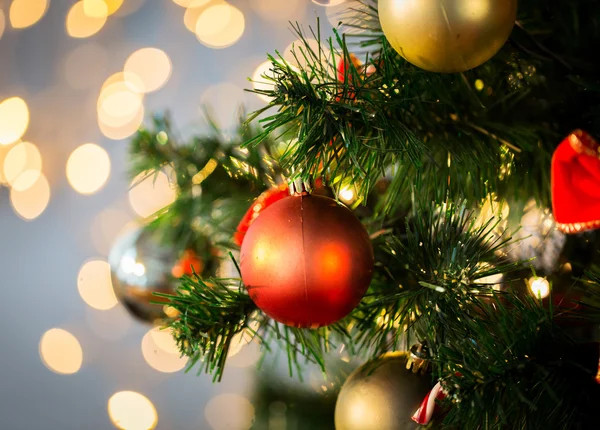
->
528, 276, 550, 299
338, 186, 356, 204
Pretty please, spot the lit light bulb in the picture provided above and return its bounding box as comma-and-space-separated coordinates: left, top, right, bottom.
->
528, 276, 550, 299
338, 186, 355, 204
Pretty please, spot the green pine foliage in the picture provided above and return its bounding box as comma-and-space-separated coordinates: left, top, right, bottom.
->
126, 1, 600, 428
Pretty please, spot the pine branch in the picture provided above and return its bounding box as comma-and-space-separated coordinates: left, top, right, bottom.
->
157, 276, 258, 381
438, 294, 600, 429
161, 273, 354, 381
128, 111, 284, 252
246, 1, 600, 209
352, 200, 524, 353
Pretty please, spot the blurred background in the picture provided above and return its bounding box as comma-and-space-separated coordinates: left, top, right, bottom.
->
0, 1, 348, 428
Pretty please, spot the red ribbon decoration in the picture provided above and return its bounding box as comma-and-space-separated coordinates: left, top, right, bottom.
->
551, 129, 600, 233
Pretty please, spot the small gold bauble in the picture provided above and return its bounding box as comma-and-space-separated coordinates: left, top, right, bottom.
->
378, 0, 518, 72
334, 352, 432, 430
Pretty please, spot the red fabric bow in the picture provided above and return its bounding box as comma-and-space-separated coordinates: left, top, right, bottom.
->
551, 130, 600, 233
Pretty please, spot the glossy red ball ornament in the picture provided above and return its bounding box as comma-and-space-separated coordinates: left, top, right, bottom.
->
240, 193, 374, 327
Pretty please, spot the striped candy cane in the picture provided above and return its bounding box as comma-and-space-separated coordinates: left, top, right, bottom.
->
412, 381, 446, 425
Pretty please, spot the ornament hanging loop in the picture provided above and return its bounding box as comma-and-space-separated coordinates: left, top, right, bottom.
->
408, 341, 431, 375
288, 177, 313, 196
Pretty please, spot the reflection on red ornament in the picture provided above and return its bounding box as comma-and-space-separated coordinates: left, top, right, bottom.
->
240, 193, 374, 328
234, 183, 289, 246
172, 250, 204, 278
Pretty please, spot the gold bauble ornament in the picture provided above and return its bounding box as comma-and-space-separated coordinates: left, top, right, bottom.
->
378, 0, 518, 72
335, 352, 432, 430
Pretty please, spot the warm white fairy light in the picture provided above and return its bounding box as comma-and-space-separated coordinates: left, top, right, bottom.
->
528, 276, 550, 299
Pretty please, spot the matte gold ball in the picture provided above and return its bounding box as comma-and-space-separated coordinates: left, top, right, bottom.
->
335, 353, 432, 430
379, 0, 518, 72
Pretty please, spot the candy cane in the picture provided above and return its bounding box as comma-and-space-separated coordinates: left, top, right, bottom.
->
412, 381, 446, 425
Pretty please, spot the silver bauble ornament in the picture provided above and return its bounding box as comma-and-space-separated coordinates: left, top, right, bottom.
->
378, 0, 518, 72
509, 199, 566, 274
109, 226, 182, 323
335, 352, 432, 430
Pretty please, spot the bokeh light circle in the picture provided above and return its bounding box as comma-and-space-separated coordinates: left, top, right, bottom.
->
99, 103, 144, 140
129, 171, 177, 218
0, 97, 29, 146
83, 0, 109, 18
183, 0, 216, 32
39, 328, 83, 375
284, 38, 331, 70
98, 81, 144, 126
66, 1, 108, 38
10, 173, 50, 220
9, 0, 48, 29
78, 259, 118, 310
251, 61, 277, 103
66, 143, 111, 195
3, 141, 42, 191
141, 327, 187, 373
195, 3, 245, 49
124, 48, 172, 93
108, 391, 158, 430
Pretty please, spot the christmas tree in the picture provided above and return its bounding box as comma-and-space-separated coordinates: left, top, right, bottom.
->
125, 1, 600, 428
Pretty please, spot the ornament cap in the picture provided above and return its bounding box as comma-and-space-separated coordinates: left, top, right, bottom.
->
288, 178, 313, 196
408, 342, 431, 374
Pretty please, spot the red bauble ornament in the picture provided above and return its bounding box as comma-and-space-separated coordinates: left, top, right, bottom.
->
234, 184, 289, 246
337, 53, 364, 83
552, 129, 600, 233
171, 249, 204, 278
240, 193, 374, 327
